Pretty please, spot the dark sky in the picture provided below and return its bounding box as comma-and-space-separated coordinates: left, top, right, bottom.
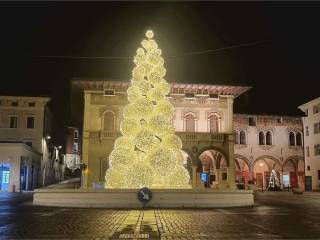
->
1, 2, 319, 125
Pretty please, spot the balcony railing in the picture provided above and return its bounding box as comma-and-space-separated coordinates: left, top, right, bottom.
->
88, 131, 226, 142
177, 132, 225, 142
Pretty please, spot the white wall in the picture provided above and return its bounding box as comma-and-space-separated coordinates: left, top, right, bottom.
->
299, 97, 320, 190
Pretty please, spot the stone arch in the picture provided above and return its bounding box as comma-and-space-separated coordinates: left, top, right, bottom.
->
196, 146, 229, 167
234, 154, 253, 171
181, 149, 194, 175
282, 155, 304, 170
234, 156, 253, 184
253, 155, 282, 171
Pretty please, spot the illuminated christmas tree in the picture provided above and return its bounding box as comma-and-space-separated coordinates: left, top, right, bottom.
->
105, 30, 191, 189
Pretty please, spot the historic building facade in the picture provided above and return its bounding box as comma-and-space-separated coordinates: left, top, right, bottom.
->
0, 96, 64, 191
298, 97, 320, 190
233, 114, 304, 190
71, 80, 304, 190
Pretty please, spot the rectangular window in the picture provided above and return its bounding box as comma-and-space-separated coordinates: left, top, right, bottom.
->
9, 116, 18, 128
314, 122, 320, 134
74, 129, 79, 139
222, 172, 228, 181
26, 117, 35, 129
306, 126, 309, 136
11, 101, 18, 106
185, 93, 195, 98
306, 146, 310, 157
25, 141, 33, 147
307, 166, 310, 171
313, 104, 320, 114
249, 117, 256, 126
73, 142, 79, 153
314, 144, 320, 156
305, 109, 309, 116
209, 93, 219, 99
104, 89, 115, 96
318, 170, 320, 180
28, 102, 35, 107
277, 117, 283, 124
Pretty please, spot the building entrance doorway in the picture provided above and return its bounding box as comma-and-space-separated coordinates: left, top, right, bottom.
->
0, 164, 11, 191
256, 173, 263, 189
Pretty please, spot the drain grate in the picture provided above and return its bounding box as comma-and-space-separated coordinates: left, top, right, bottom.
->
119, 233, 149, 239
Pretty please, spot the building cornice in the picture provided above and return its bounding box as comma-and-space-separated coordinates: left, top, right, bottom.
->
72, 80, 251, 98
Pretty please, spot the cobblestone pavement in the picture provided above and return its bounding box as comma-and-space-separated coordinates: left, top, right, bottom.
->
0, 192, 320, 239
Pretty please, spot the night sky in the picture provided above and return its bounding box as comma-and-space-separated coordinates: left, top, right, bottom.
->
1, 2, 320, 127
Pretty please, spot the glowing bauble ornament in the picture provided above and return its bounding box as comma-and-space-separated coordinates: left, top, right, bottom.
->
147, 51, 163, 66
127, 86, 142, 102
141, 63, 153, 75
132, 98, 153, 117
146, 30, 154, 39
154, 99, 175, 118
162, 134, 183, 150
148, 146, 177, 176
153, 64, 166, 78
109, 148, 137, 171
148, 71, 162, 85
120, 118, 140, 135
148, 115, 175, 136
136, 79, 151, 95
122, 104, 138, 119
114, 136, 134, 151
146, 87, 165, 102
165, 165, 191, 189
125, 162, 154, 188
132, 66, 146, 79
105, 169, 127, 188
137, 47, 145, 55
155, 79, 170, 95
134, 128, 160, 152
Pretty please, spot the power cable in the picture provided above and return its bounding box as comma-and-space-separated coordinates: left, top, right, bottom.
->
33, 40, 270, 60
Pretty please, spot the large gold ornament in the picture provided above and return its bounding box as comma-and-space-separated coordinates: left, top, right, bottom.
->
105, 30, 191, 189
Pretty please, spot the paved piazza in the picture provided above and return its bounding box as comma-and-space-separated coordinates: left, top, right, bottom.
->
0, 192, 320, 239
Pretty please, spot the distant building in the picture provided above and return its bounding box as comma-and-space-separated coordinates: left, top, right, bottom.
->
233, 114, 304, 190
0, 96, 63, 192
298, 97, 320, 190
65, 126, 81, 171
70, 80, 305, 190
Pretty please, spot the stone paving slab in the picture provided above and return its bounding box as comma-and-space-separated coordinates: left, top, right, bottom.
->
0, 192, 320, 239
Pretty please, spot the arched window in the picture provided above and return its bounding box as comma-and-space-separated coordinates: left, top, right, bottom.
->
208, 113, 220, 133
259, 132, 265, 145
185, 113, 196, 132
240, 131, 246, 145
234, 131, 239, 144
266, 131, 272, 145
103, 111, 115, 132
289, 132, 295, 146
296, 132, 302, 146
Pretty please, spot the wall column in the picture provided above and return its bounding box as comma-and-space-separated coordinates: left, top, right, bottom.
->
222, 96, 237, 189
82, 92, 91, 188
191, 166, 197, 188
227, 134, 237, 189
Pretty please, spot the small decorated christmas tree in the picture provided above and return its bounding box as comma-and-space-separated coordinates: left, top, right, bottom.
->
105, 30, 190, 189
